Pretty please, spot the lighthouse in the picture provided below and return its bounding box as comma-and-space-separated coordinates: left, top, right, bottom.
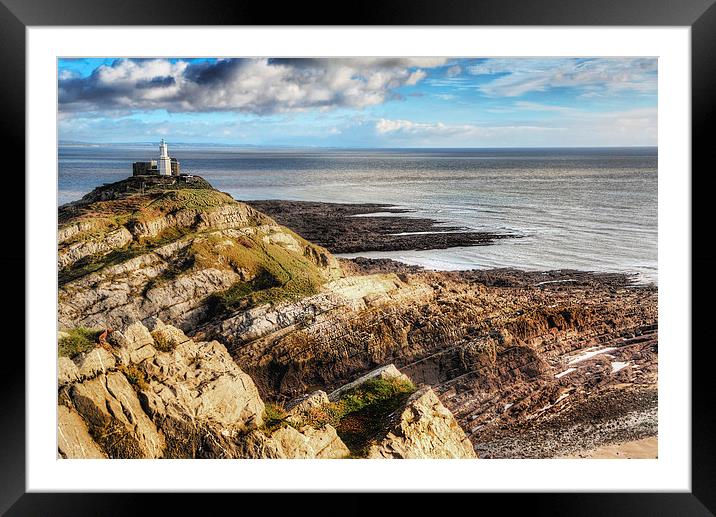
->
158, 139, 172, 176
131, 140, 181, 176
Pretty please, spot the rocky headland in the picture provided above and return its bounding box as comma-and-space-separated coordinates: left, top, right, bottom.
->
57, 175, 657, 459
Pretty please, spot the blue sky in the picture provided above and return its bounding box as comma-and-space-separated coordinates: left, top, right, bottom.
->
58, 57, 657, 147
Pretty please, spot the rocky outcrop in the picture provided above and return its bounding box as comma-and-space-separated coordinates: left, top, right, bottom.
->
57, 320, 475, 459
58, 321, 265, 458
59, 226, 340, 331
127, 202, 263, 241
71, 371, 165, 458
199, 274, 421, 347
366, 387, 477, 459
295, 364, 477, 459
57, 320, 357, 459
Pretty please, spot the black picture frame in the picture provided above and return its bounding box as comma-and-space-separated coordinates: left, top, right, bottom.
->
2, 0, 714, 514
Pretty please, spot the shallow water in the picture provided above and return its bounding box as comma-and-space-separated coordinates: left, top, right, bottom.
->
58, 145, 657, 283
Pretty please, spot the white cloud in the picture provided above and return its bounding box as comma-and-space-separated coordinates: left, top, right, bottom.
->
375, 118, 563, 139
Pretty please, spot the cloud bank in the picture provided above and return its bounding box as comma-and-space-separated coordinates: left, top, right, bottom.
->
59, 58, 448, 114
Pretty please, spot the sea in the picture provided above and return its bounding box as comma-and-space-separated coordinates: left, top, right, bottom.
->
58, 145, 658, 284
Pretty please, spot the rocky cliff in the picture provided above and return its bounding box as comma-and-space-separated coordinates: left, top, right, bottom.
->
58, 321, 471, 459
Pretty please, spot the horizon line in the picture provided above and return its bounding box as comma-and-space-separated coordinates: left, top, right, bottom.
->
58, 141, 658, 150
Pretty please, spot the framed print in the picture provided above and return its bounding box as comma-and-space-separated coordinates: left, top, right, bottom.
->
3, 0, 715, 514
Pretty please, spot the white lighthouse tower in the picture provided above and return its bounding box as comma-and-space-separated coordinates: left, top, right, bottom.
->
158, 139, 172, 176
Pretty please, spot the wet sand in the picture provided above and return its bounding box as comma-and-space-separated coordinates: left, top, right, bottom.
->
560, 436, 657, 459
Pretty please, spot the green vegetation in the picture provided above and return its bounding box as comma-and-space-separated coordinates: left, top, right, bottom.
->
134, 189, 235, 224
58, 327, 102, 358
262, 403, 289, 432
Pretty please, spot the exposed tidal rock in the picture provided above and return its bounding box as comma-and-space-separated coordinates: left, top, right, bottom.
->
225, 269, 657, 458
366, 387, 477, 459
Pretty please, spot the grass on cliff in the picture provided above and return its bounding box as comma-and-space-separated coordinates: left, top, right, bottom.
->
201, 232, 327, 316
291, 377, 417, 457
58, 327, 102, 358
132, 189, 235, 224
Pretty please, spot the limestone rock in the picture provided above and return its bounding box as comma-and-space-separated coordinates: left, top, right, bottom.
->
110, 322, 157, 365
366, 387, 477, 459
58, 227, 132, 270
149, 320, 191, 351
57, 404, 105, 459
71, 372, 164, 458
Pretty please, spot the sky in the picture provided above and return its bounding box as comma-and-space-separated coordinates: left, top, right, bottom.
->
57, 57, 657, 148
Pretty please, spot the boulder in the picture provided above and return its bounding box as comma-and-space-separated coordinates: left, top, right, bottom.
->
141, 334, 264, 432
110, 322, 157, 365
366, 387, 477, 459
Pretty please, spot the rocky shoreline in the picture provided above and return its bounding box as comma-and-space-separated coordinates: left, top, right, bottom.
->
245, 200, 514, 253
57, 176, 657, 459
